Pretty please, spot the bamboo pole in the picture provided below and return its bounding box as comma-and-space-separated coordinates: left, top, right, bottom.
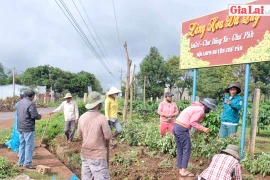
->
123, 42, 132, 122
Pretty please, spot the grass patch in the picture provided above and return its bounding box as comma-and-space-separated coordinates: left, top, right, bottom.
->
47, 101, 62, 108
22, 172, 63, 180
0, 129, 12, 144
35, 113, 65, 141
238, 125, 270, 153
0, 156, 19, 179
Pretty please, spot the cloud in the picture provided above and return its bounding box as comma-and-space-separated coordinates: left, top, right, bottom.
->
0, 0, 247, 90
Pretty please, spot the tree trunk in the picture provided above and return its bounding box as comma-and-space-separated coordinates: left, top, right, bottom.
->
130, 64, 136, 121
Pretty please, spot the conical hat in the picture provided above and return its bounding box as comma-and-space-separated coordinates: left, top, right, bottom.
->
107, 87, 122, 95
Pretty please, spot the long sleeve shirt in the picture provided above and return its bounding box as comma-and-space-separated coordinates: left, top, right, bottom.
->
199, 154, 242, 180
157, 101, 179, 123
17, 98, 42, 132
53, 100, 79, 121
105, 96, 118, 120
176, 101, 205, 130
78, 111, 112, 159
221, 94, 243, 124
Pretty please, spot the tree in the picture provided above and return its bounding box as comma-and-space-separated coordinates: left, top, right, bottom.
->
166, 56, 192, 100
20, 65, 102, 97
197, 67, 227, 101
137, 47, 167, 99
0, 63, 8, 85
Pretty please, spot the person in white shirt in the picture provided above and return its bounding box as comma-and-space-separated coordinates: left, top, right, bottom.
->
50, 93, 79, 143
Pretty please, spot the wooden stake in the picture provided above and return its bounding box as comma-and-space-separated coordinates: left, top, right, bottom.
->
83, 93, 87, 103
130, 64, 136, 121
144, 76, 146, 107
123, 42, 132, 122
248, 88, 261, 156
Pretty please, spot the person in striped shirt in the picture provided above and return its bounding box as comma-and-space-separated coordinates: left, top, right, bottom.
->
195, 144, 242, 180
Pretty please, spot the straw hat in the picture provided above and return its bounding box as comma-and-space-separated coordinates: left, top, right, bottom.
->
85, 91, 105, 110
106, 86, 122, 96
64, 93, 72, 99
221, 144, 240, 160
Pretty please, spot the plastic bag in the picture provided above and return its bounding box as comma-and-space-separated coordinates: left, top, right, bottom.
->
70, 174, 79, 180
5, 103, 20, 152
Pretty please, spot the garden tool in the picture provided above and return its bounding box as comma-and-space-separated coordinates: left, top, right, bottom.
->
106, 140, 110, 167
39, 115, 51, 147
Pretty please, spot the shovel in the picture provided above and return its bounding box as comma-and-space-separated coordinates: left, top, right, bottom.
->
39, 115, 51, 147
106, 140, 110, 167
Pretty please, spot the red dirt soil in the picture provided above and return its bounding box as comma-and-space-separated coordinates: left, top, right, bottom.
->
49, 136, 270, 180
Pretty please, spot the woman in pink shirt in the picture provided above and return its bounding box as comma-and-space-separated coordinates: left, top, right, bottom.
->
173, 98, 216, 177
157, 92, 179, 136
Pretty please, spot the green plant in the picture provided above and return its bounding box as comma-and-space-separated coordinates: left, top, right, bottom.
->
0, 156, 19, 179
191, 131, 239, 158
76, 99, 87, 116
242, 153, 270, 177
35, 113, 65, 141
201, 105, 222, 137
119, 120, 146, 146
113, 152, 138, 168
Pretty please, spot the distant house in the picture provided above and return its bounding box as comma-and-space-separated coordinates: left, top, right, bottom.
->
0, 84, 47, 100
0, 84, 29, 99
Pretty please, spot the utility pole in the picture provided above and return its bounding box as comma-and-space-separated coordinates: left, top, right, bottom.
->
130, 64, 136, 121
123, 42, 132, 123
13, 67, 15, 97
144, 76, 146, 107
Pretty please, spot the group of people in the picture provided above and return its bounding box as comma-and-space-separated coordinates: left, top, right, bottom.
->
5, 86, 123, 179
5, 82, 243, 179
157, 82, 243, 179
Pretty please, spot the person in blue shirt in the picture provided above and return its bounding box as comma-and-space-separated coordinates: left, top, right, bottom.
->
5, 92, 25, 152
220, 82, 243, 138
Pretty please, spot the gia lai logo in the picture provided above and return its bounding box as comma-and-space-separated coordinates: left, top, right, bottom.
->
228, 4, 270, 16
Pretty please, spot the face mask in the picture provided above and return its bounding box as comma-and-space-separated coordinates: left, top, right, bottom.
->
166, 99, 171, 103
204, 108, 211, 114
98, 103, 103, 110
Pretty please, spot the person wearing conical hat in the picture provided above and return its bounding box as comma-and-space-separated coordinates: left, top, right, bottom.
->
220, 82, 243, 138
105, 87, 122, 149
78, 91, 112, 180
50, 93, 79, 143
195, 144, 242, 180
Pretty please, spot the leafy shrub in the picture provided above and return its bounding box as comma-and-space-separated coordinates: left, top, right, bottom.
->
76, 99, 87, 116
191, 131, 239, 158
245, 102, 270, 134
201, 105, 222, 136
35, 113, 65, 141
119, 120, 176, 157
0, 156, 18, 179
119, 120, 146, 146
242, 153, 270, 177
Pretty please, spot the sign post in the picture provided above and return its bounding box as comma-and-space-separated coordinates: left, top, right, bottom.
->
192, 69, 197, 102
179, 0, 270, 160
240, 63, 251, 159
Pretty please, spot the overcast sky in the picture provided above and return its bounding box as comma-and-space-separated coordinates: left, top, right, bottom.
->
0, 0, 248, 91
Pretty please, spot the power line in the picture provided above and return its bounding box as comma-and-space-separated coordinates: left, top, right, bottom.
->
71, 0, 117, 75
77, 0, 119, 72
111, 0, 124, 64
60, 0, 113, 76
55, 0, 117, 80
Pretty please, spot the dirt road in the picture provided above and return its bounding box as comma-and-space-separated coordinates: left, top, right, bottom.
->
0, 107, 55, 130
